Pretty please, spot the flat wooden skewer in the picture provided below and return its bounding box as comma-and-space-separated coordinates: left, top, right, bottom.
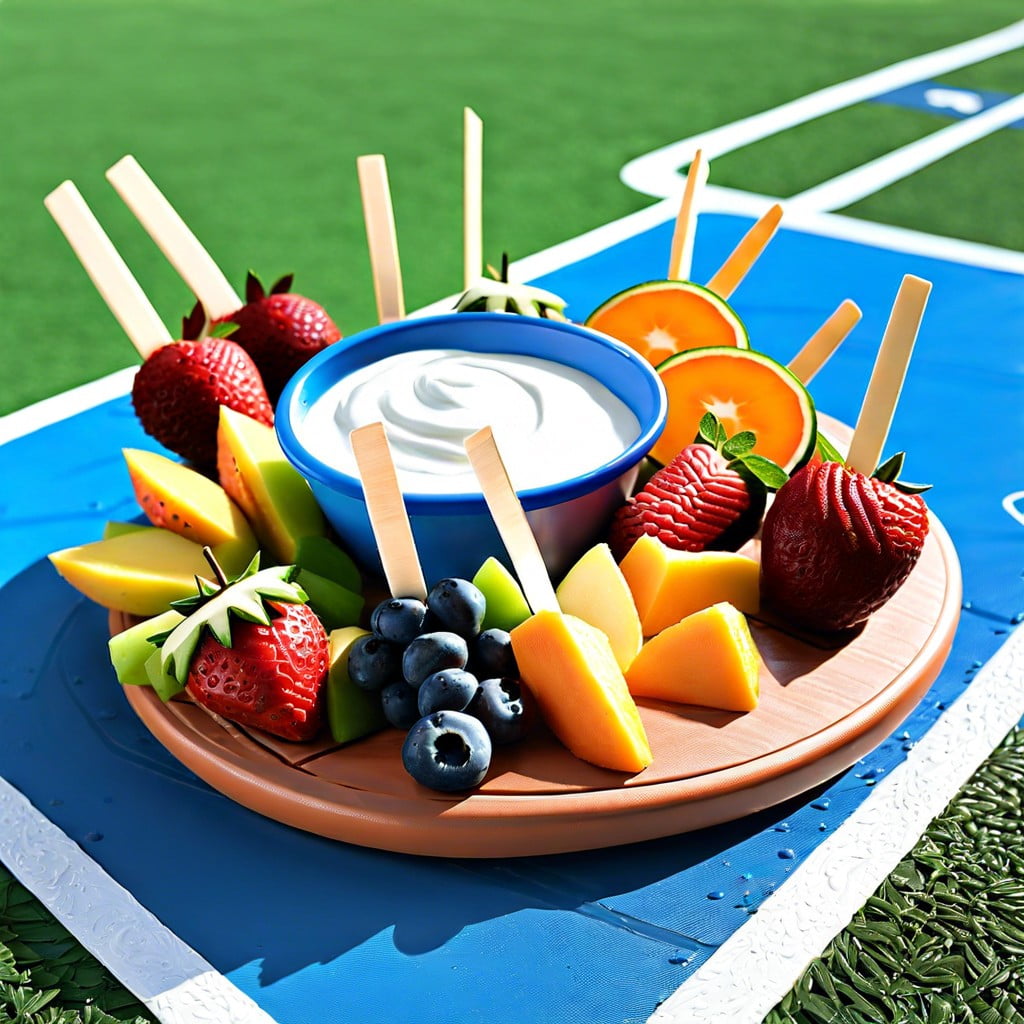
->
705, 202, 783, 299
666, 149, 708, 282
44, 181, 172, 360
463, 427, 560, 615
105, 155, 242, 321
357, 154, 405, 324
463, 106, 483, 291
787, 299, 863, 385
846, 275, 931, 476
349, 422, 427, 600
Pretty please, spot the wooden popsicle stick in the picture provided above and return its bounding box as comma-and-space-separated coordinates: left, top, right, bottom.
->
349, 422, 427, 600
705, 202, 783, 299
463, 427, 560, 615
666, 149, 708, 281
463, 107, 483, 291
106, 155, 242, 320
44, 181, 172, 360
787, 299, 863, 385
846, 275, 931, 475
357, 154, 405, 324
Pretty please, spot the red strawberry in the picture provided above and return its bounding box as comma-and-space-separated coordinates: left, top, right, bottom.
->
154, 553, 329, 741
131, 335, 273, 468
608, 412, 788, 560
218, 272, 341, 403
760, 458, 929, 632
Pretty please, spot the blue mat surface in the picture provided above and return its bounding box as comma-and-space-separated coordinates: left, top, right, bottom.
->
1, 210, 1021, 1023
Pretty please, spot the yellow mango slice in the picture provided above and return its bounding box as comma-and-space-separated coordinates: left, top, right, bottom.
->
49, 530, 213, 616
123, 448, 257, 575
620, 533, 758, 636
217, 406, 325, 565
511, 611, 651, 773
626, 602, 760, 712
556, 543, 642, 672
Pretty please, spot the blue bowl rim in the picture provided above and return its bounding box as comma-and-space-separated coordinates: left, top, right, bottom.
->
276, 311, 667, 515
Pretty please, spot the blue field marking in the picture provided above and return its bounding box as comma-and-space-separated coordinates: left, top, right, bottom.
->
871, 79, 1024, 129
0, 211, 1021, 1024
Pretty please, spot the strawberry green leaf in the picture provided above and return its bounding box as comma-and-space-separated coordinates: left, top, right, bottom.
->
208, 321, 238, 339
181, 300, 206, 341
454, 279, 566, 318
245, 270, 266, 304
697, 413, 719, 446
722, 431, 756, 458
735, 453, 789, 491
158, 561, 309, 686
893, 479, 933, 495
816, 431, 846, 465
271, 273, 295, 295
873, 451, 906, 484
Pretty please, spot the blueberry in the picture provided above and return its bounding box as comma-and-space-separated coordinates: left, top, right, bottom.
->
370, 597, 428, 646
347, 635, 403, 692
427, 578, 486, 639
380, 681, 421, 729
402, 631, 468, 687
473, 628, 518, 679
418, 668, 479, 717
402, 710, 492, 792
469, 677, 531, 745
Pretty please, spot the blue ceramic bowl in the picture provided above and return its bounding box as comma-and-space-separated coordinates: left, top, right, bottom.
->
276, 312, 667, 584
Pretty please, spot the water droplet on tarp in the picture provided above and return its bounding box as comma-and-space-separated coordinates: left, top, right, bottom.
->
84, 832, 103, 842
668, 953, 692, 966
740, 871, 752, 880
773, 822, 791, 833
707, 891, 725, 900
810, 798, 830, 810
778, 848, 796, 860
818, 822, 828, 832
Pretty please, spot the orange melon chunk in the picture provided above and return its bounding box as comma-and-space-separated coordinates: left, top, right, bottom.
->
626, 602, 760, 712
510, 611, 652, 773
620, 533, 758, 637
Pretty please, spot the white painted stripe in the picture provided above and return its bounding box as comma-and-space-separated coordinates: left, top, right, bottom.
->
620, 19, 1024, 199
790, 92, 1024, 212
0, 776, 277, 1024
649, 621, 1024, 1024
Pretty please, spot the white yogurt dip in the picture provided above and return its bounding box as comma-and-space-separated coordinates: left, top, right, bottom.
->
300, 349, 640, 494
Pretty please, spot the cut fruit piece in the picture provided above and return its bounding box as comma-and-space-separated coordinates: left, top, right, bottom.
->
327, 626, 387, 744
620, 533, 758, 637
510, 611, 651, 773
144, 648, 186, 702
585, 281, 748, 367
626, 602, 760, 712
109, 607, 184, 686
102, 520, 149, 540
123, 447, 257, 575
296, 569, 364, 632
472, 557, 531, 632
294, 535, 361, 593
555, 543, 642, 672
217, 405, 326, 565
652, 345, 816, 472
50, 530, 217, 616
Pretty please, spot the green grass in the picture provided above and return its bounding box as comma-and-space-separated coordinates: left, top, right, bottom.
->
1, 0, 1022, 412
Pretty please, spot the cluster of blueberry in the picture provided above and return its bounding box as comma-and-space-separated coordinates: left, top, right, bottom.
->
347, 578, 531, 791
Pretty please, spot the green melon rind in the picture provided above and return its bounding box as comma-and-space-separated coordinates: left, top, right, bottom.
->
585, 279, 750, 350
654, 345, 817, 474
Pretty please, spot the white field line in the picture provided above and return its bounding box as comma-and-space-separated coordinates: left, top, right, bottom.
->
649, 621, 1024, 1024
789, 92, 1024, 212
0, 776, 278, 1024
620, 19, 1024, 201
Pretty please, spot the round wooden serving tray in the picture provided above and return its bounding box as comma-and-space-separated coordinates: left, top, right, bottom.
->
116, 510, 961, 859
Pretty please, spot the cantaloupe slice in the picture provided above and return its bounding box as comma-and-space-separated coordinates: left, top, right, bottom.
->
585, 281, 748, 367
217, 406, 326, 565
123, 448, 257, 575
555, 543, 642, 672
620, 533, 758, 637
652, 345, 816, 471
626, 602, 760, 712
50, 530, 214, 616
510, 611, 651, 773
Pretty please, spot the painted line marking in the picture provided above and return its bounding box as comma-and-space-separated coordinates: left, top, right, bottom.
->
0, 776, 278, 1024
649, 620, 1024, 1024
620, 19, 1024, 201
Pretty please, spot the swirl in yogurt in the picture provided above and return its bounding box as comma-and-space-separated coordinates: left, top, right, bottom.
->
304, 349, 640, 494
